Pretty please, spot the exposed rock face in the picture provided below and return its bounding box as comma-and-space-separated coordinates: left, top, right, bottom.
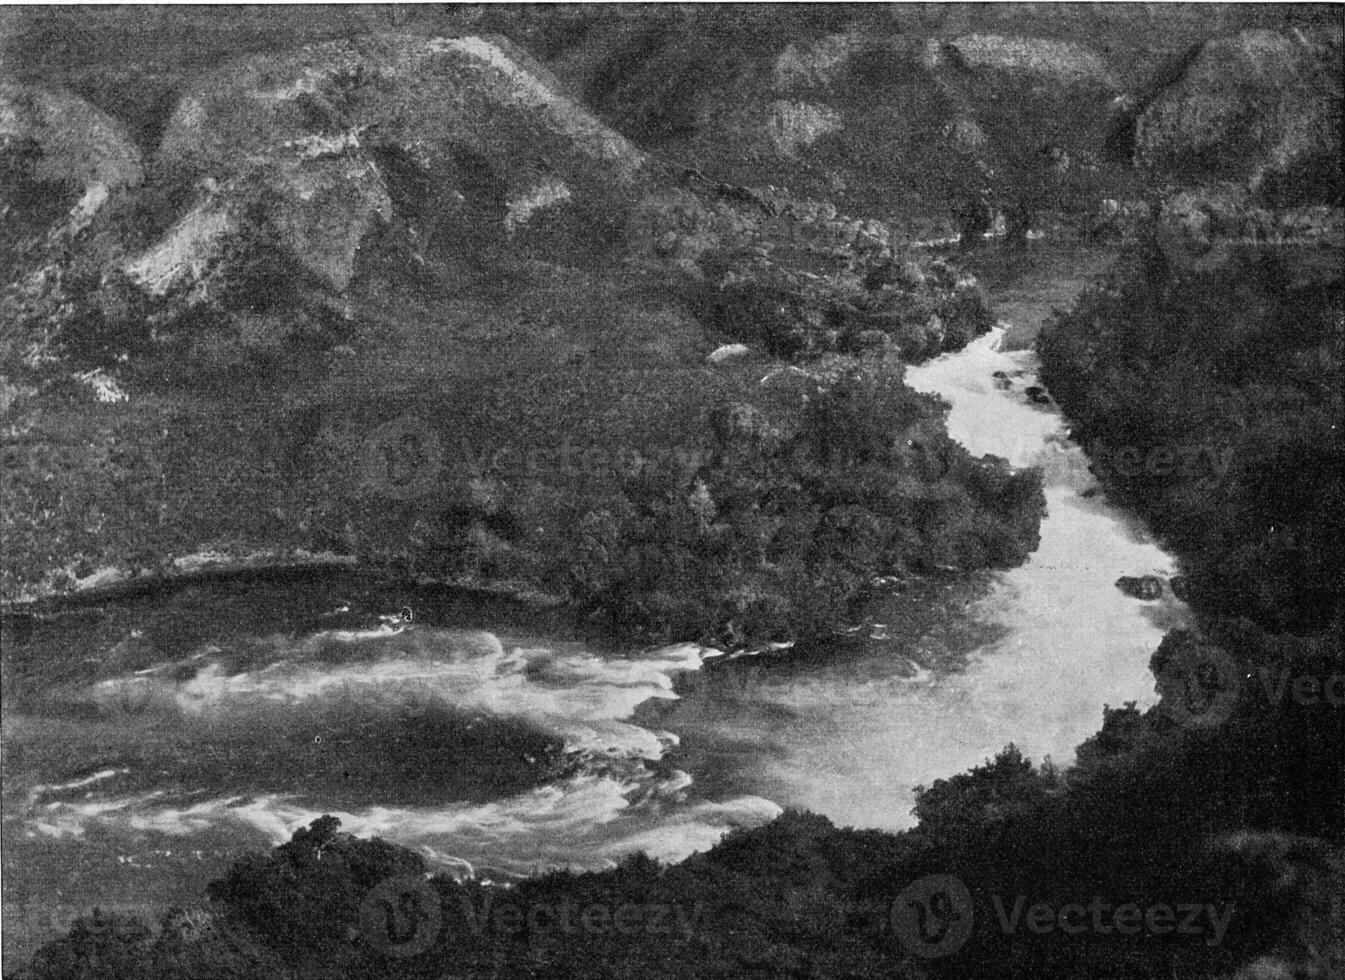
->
707, 343, 749, 364
536, 7, 1338, 238
772, 31, 887, 91
0, 84, 143, 191
947, 34, 1117, 88
1155, 184, 1246, 272
1, 83, 143, 242
1135, 28, 1343, 193
942, 115, 989, 154
763, 100, 843, 157
124, 32, 649, 309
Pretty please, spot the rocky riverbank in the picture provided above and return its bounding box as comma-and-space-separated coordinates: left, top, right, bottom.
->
2, 8, 1341, 978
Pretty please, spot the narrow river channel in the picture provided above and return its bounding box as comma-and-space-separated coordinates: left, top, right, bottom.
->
3, 310, 1191, 963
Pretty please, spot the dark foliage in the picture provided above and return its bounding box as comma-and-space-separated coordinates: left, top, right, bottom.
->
699, 257, 995, 362
205, 815, 424, 963
563, 362, 1044, 645
1037, 247, 1344, 632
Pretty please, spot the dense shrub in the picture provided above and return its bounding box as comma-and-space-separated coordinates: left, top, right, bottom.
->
204, 815, 423, 962
564, 360, 1044, 644
699, 254, 994, 362
1037, 247, 1344, 632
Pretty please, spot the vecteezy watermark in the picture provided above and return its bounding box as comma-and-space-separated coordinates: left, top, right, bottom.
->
988, 895, 1235, 948
1089, 441, 1234, 485
1254, 667, 1345, 708
357, 412, 712, 499
464, 439, 711, 483
889, 875, 1236, 959
2, 899, 167, 933
358, 874, 443, 958
358, 415, 444, 501
459, 894, 704, 939
1155, 214, 1235, 273
1155, 642, 1242, 730
891, 874, 975, 959
1154, 642, 1341, 730
356, 876, 704, 957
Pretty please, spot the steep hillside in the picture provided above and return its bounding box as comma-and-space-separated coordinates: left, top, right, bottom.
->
504, 4, 1340, 227
2, 9, 1341, 980
3, 1, 1338, 658
2, 17, 1029, 648
5, 4, 1340, 231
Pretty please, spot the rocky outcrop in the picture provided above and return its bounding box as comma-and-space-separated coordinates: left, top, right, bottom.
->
121, 32, 650, 311
700, 250, 992, 362
941, 115, 989, 154
1, 84, 143, 243
1135, 28, 1343, 195
627, 175, 991, 363
1087, 198, 1152, 243
771, 30, 898, 91
946, 34, 1117, 88
763, 100, 843, 157
0, 84, 143, 192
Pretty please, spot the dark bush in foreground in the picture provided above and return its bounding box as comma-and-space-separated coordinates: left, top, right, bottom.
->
24, 655, 1341, 980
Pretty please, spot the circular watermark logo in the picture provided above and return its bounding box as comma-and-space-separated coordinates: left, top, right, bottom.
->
358, 415, 443, 500
891, 874, 974, 959
1159, 642, 1241, 729
1156, 210, 1234, 273
358, 874, 442, 958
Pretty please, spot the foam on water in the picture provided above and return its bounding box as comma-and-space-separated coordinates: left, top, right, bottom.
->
657, 325, 1189, 831
14, 323, 1189, 881
90, 631, 709, 760
27, 774, 781, 877
22, 631, 781, 874
906, 325, 1073, 469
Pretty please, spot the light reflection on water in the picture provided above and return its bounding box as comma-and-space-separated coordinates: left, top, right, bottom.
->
660, 328, 1188, 831
3, 327, 1190, 962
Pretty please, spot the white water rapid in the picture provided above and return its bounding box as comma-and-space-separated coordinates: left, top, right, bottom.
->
13, 325, 1190, 896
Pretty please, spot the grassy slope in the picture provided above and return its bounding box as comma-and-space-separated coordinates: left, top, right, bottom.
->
3, 7, 1030, 638
3, 9, 1343, 979
1, 252, 724, 588
5, 4, 1325, 227
515, 3, 1330, 225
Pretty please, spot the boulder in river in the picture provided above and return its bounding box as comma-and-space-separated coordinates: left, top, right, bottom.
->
1025, 385, 1052, 404
1169, 575, 1192, 602
1116, 575, 1164, 601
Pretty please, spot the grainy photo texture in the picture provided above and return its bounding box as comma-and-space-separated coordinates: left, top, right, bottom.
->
1, 4, 1341, 978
